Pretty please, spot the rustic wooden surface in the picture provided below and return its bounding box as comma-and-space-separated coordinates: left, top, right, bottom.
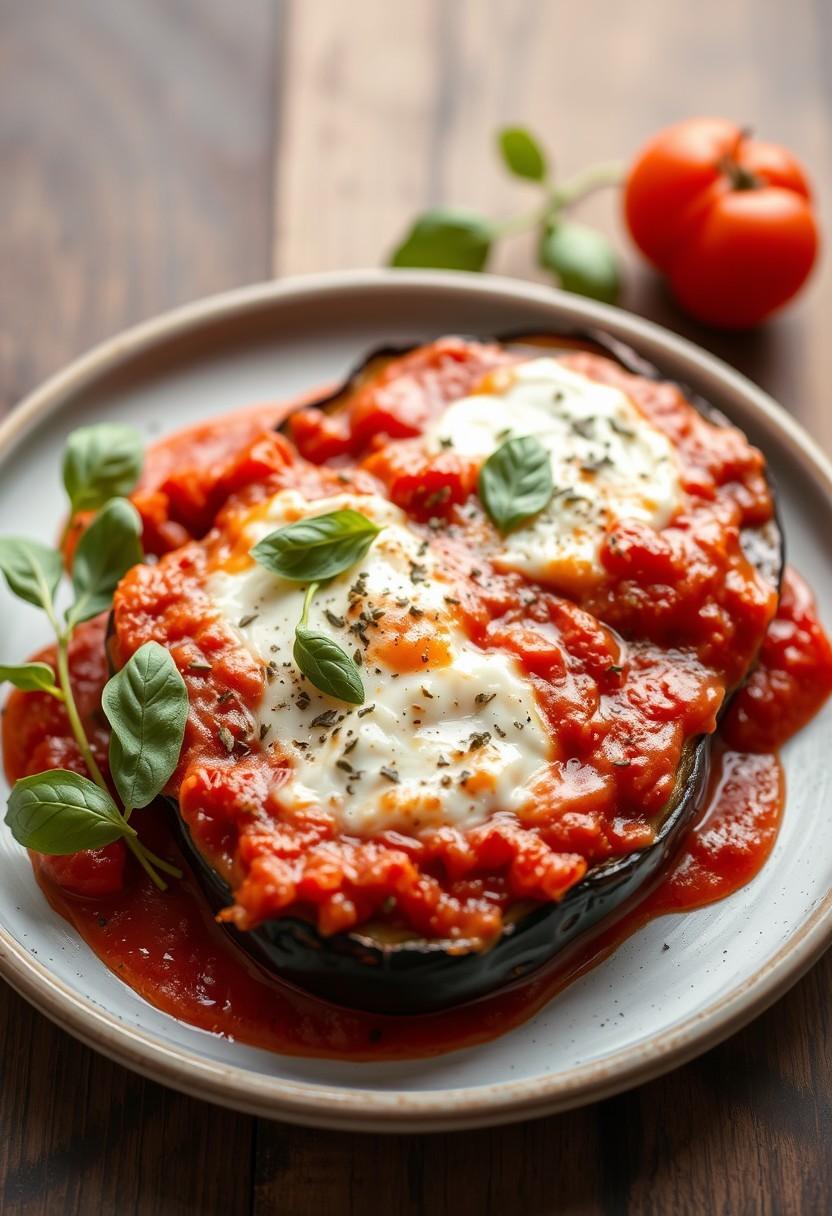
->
0, 1, 830, 1212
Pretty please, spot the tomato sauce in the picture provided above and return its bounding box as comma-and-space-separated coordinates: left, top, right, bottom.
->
105, 340, 782, 944
8, 606, 816, 1060
3, 338, 832, 1059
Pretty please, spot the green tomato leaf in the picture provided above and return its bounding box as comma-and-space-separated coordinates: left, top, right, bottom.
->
389, 209, 493, 272
62, 424, 144, 515
293, 628, 365, 705
68, 497, 143, 625
5, 769, 132, 854
538, 221, 621, 304
478, 435, 554, 532
0, 662, 60, 695
251, 509, 382, 583
102, 641, 189, 811
498, 127, 548, 181
0, 538, 63, 613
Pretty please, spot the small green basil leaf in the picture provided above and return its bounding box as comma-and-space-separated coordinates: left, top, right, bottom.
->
62, 424, 144, 515
5, 770, 131, 854
102, 641, 189, 811
293, 628, 365, 705
498, 127, 547, 181
251, 509, 381, 583
68, 497, 143, 625
0, 662, 60, 694
478, 435, 554, 532
538, 221, 621, 305
389, 209, 493, 272
0, 538, 63, 613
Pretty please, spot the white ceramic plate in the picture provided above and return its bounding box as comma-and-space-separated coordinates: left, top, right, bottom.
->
1, 270, 831, 1132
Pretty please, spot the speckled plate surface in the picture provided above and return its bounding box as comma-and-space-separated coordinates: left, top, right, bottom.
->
0, 270, 830, 1132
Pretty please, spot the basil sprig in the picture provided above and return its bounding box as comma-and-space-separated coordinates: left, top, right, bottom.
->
294, 583, 364, 705
251, 509, 382, 582
6, 770, 137, 854
63, 423, 143, 515
68, 497, 144, 626
102, 641, 189, 811
388, 125, 622, 304
498, 127, 547, 181
1, 425, 184, 889
0, 538, 63, 612
0, 662, 62, 696
251, 507, 382, 703
478, 435, 554, 532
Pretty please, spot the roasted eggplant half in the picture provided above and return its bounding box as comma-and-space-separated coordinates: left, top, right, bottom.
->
159, 331, 783, 1015
171, 742, 710, 1014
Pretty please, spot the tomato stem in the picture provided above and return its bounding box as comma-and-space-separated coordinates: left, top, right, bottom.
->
719, 127, 762, 191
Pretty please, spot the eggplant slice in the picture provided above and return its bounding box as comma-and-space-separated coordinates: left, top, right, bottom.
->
164, 330, 783, 1015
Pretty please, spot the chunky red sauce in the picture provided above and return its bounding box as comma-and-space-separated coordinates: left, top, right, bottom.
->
3, 582, 821, 1061
3, 337, 832, 1059
108, 339, 779, 943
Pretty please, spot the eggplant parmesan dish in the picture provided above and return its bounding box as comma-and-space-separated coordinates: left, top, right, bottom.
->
3, 331, 832, 1057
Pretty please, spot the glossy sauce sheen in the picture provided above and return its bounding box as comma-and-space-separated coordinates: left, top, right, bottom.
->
110, 341, 781, 943
3, 344, 832, 1059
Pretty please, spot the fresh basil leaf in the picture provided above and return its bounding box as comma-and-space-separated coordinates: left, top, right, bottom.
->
62, 424, 144, 515
251, 509, 381, 583
0, 662, 60, 694
293, 628, 365, 705
498, 127, 547, 181
68, 497, 143, 625
5, 770, 131, 854
0, 538, 63, 612
538, 221, 621, 304
102, 641, 189, 811
389, 209, 493, 272
478, 435, 554, 532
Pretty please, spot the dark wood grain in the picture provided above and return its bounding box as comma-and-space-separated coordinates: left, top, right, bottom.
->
0, 1, 277, 1213
2, 0, 831, 1213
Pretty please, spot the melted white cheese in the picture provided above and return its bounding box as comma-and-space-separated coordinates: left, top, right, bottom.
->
207, 490, 551, 837
425, 357, 684, 591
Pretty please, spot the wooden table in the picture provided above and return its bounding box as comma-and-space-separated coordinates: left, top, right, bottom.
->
1, 2, 830, 1212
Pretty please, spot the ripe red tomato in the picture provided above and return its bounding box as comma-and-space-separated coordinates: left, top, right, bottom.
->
624, 118, 819, 329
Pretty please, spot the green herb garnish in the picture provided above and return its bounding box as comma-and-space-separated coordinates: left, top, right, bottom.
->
0, 662, 62, 696
62, 423, 143, 515
293, 583, 365, 705
250, 508, 381, 582
0, 425, 184, 889
102, 641, 189, 812
251, 509, 382, 702
478, 435, 554, 532
388, 125, 622, 304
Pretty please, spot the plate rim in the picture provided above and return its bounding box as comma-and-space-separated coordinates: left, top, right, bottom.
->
1, 267, 831, 1132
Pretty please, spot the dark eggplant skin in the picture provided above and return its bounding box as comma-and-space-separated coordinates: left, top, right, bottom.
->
162, 330, 783, 1015
170, 743, 709, 1015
